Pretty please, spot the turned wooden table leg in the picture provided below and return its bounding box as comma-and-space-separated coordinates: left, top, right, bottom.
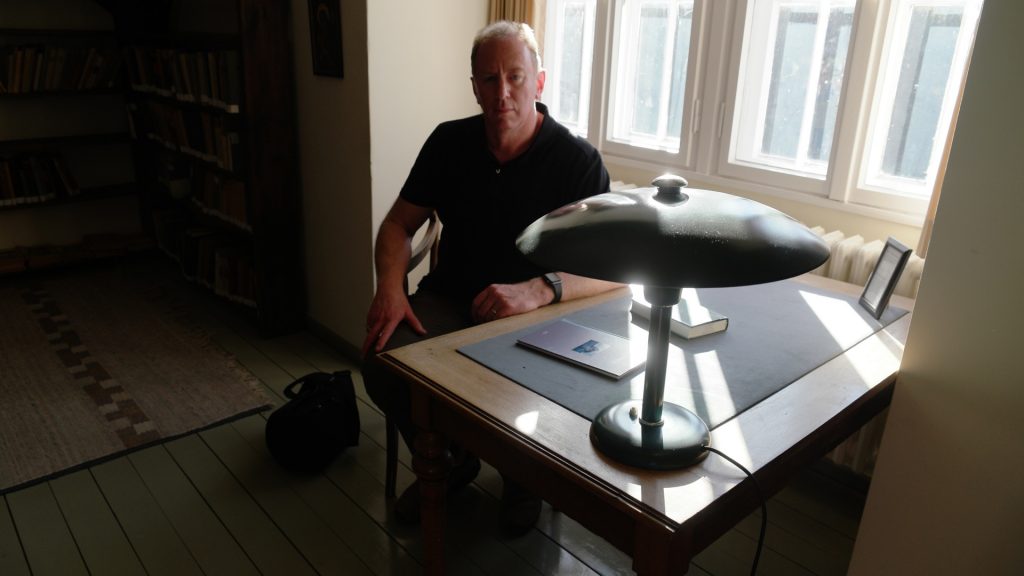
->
414, 428, 451, 575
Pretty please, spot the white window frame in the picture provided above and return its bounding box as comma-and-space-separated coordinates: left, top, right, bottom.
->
840, 0, 982, 214
541, 0, 981, 223
596, 0, 709, 170
715, 0, 855, 196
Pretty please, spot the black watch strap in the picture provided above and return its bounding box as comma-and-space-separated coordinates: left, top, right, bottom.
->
542, 272, 562, 304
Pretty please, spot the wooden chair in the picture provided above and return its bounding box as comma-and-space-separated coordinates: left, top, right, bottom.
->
385, 212, 440, 498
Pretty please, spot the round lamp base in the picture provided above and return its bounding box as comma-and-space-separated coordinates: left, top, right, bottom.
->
590, 401, 710, 470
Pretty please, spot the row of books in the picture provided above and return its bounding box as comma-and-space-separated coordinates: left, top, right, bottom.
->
156, 153, 250, 230
192, 169, 250, 230
128, 99, 240, 171
153, 209, 256, 307
0, 154, 80, 207
124, 47, 241, 113
0, 45, 121, 94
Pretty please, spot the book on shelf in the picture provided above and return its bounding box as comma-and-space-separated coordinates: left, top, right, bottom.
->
516, 319, 646, 380
0, 161, 17, 205
630, 285, 729, 339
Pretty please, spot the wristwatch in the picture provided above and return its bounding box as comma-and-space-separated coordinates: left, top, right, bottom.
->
542, 272, 562, 304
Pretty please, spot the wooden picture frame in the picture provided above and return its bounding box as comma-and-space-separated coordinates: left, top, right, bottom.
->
309, 0, 343, 78
859, 237, 913, 319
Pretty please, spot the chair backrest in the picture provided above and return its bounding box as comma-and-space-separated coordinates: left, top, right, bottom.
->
404, 212, 440, 294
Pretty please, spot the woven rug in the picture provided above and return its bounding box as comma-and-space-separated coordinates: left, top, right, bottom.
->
0, 260, 272, 494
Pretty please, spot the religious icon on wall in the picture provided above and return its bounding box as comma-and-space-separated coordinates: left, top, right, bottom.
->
309, 0, 343, 78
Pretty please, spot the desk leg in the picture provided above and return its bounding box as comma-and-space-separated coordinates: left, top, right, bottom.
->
633, 520, 690, 575
414, 429, 450, 576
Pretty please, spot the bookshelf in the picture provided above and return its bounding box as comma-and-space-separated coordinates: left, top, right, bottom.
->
0, 28, 136, 211
117, 0, 303, 335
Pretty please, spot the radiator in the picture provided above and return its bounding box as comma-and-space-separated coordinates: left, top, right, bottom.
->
611, 182, 918, 476
809, 227, 925, 300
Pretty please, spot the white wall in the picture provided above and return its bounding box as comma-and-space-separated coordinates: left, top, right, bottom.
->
366, 0, 485, 285
296, 0, 485, 351
293, 0, 374, 353
849, 2, 1024, 574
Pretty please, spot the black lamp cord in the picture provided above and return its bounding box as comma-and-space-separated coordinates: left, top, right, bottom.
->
702, 445, 767, 576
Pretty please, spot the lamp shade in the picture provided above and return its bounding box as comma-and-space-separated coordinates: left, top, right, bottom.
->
516, 175, 829, 289
515, 175, 830, 470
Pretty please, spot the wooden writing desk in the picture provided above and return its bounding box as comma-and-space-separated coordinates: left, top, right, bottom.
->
380, 275, 914, 575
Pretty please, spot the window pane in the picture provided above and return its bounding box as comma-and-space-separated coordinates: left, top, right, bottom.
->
667, 7, 693, 137
632, 4, 670, 136
731, 0, 854, 178
558, 4, 587, 124
863, 0, 982, 197
609, 0, 694, 152
543, 0, 597, 137
808, 8, 852, 161
762, 7, 816, 159
883, 8, 961, 179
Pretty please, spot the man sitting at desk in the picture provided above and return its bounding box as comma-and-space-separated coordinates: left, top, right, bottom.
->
361, 21, 621, 536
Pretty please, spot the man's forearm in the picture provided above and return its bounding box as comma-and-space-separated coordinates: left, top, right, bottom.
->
374, 219, 413, 294
557, 272, 625, 304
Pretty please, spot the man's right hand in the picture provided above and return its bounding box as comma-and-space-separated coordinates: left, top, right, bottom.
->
361, 287, 427, 357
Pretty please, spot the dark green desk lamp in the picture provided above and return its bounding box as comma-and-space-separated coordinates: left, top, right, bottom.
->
516, 175, 829, 470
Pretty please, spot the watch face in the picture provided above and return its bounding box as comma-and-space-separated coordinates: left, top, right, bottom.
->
544, 272, 562, 302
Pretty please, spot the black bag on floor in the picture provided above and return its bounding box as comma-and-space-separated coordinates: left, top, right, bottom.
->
265, 370, 360, 473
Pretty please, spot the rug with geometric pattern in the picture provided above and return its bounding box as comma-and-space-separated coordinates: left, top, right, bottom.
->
0, 260, 271, 494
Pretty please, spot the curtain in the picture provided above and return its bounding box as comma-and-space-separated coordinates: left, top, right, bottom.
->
488, 0, 547, 58
489, 0, 535, 25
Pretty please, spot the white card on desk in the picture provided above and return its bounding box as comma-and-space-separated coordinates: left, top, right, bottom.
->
516, 319, 646, 380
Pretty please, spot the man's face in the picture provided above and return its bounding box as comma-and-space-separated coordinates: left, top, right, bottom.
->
471, 36, 546, 139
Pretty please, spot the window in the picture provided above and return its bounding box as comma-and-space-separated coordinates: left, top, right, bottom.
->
731, 0, 854, 179
859, 0, 982, 200
541, 0, 983, 219
607, 0, 695, 152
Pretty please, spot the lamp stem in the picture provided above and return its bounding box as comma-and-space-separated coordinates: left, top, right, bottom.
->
640, 287, 681, 425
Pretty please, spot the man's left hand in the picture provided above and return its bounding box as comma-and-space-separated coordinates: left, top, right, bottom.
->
470, 277, 551, 323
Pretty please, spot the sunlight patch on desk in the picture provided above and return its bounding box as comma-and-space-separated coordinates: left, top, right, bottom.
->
514, 410, 540, 435
799, 290, 872, 348
626, 482, 643, 500
694, 350, 736, 424
662, 481, 717, 518
844, 332, 904, 389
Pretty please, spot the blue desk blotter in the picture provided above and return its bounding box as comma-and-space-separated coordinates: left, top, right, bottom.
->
458, 279, 907, 430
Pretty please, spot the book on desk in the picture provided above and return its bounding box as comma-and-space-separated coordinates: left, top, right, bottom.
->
516, 319, 646, 380
630, 285, 729, 339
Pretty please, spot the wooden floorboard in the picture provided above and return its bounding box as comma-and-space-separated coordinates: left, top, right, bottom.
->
49, 470, 147, 576
165, 433, 318, 576
1, 257, 868, 575
6, 482, 89, 576
231, 414, 425, 576
90, 457, 205, 576
0, 496, 31, 576
200, 420, 375, 576
128, 445, 261, 576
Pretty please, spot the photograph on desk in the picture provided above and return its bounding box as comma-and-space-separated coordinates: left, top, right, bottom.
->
516, 319, 646, 380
